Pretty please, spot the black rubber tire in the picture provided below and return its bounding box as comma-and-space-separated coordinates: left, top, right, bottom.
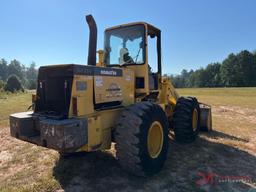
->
115, 102, 169, 176
173, 97, 200, 143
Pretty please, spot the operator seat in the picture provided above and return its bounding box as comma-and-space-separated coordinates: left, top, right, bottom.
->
119, 48, 134, 64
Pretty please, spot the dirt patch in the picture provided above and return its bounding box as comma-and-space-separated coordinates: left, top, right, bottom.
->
0, 151, 12, 164
214, 105, 256, 124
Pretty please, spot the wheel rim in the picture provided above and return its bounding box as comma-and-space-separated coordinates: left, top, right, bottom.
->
192, 108, 198, 131
147, 121, 164, 158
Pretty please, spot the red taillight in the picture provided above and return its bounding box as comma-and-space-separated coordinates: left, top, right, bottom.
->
72, 97, 77, 116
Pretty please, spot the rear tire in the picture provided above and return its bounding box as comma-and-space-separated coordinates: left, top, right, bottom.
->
115, 102, 169, 176
173, 97, 200, 143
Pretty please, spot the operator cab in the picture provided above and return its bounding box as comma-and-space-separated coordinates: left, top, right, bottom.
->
104, 23, 162, 97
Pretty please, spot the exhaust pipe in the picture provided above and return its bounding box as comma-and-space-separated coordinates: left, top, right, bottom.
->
86, 14, 97, 66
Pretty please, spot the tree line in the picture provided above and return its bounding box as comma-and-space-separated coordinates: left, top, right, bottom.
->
0, 58, 38, 92
167, 50, 256, 88
1, 49, 256, 92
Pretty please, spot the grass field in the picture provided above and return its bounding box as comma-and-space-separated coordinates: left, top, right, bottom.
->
0, 88, 255, 192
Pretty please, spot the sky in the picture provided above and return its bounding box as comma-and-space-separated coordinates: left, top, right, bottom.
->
0, 0, 256, 74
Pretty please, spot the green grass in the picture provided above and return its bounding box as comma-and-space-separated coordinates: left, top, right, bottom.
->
177, 87, 256, 108
0, 88, 255, 192
0, 92, 32, 127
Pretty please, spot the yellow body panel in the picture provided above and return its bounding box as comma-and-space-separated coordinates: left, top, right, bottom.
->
69, 75, 94, 117
94, 68, 134, 105
121, 68, 135, 106
158, 77, 179, 121
69, 68, 180, 153
69, 68, 135, 152
126, 64, 149, 95
94, 75, 123, 103
87, 116, 102, 150
158, 77, 179, 105
77, 108, 123, 152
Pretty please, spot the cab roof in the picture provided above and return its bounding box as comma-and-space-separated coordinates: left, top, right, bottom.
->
105, 22, 161, 37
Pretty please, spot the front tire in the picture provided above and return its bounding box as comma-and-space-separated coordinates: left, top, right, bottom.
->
173, 97, 200, 143
115, 102, 169, 176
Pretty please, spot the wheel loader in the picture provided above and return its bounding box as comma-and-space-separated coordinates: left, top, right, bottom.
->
9, 15, 212, 176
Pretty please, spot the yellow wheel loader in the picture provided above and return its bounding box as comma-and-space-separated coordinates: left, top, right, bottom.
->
9, 15, 212, 176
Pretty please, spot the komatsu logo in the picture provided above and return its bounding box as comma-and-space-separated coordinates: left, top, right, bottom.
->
100, 70, 117, 76
94, 68, 122, 76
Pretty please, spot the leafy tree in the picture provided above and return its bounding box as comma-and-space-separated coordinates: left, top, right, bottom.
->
186, 72, 196, 87
169, 50, 256, 88
26, 62, 37, 80
253, 52, 256, 85
0, 58, 38, 90
25, 62, 38, 90
204, 63, 222, 87
27, 79, 37, 89
169, 75, 184, 88
236, 50, 255, 86
170, 69, 195, 88
4, 74, 24, 92
0, 59, 8, 81
0, 80, 5, 91
220, 53, 240, 87
220, 51, 255, 87
191, 69, 207, 87
8, 59, 24, 80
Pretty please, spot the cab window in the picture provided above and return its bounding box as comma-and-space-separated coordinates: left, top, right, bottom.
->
104, 25, 145, 65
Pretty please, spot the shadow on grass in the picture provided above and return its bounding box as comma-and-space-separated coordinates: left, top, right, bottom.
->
205, 130, 249, 142
53, 134, 256, 192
